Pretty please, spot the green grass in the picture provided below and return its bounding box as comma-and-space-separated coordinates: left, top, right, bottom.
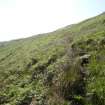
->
0, 12, 105, 105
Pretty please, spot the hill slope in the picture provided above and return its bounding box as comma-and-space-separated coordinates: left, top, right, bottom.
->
0, 13, 105, 105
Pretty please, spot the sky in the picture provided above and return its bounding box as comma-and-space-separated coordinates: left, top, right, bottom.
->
0, 0, 105, 41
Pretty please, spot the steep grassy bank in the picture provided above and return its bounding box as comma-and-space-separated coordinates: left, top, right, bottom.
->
0, 13, 105, 105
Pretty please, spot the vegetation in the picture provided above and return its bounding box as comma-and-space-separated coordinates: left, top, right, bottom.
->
0, 12, 105, 105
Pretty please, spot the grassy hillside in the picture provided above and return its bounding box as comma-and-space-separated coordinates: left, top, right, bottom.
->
0, 12, 105, 105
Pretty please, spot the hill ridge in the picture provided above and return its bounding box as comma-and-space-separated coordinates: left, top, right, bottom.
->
0, 12, 105, 105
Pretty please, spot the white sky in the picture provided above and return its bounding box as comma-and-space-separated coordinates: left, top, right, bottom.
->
0, 0, 105, 41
